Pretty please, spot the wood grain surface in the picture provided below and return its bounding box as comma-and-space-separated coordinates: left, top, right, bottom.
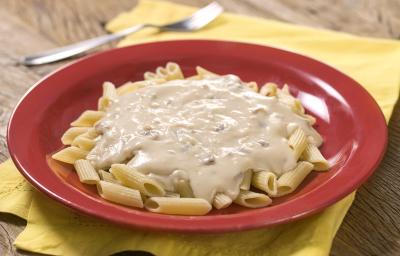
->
0, 1, 399, 255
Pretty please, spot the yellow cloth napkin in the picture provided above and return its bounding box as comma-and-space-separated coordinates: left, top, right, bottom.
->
1, 0, 400, 255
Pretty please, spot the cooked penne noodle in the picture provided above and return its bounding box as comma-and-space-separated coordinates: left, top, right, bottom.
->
97, 181, 143, 208
71, 135, 96, 151
116, 81, 146, 95
70, 110, 105, 127
86, 128, 99, 139
276, 161, 314, 196
234, 190, 272, 208
212, 193, 232, 209
251, 171, 277, 196
301, 144, 330, 171
196, 66, 218, 78
61, 127, 90, 145
280, 84, 290, 94
246, 81, 258, 92
98, 170, 120, 184
304, 114, 317, 125
240, 170, 252, 190
74, 159, 99, 184
110, 164, 165, 197
288, 128, 308, 160
98, 82, 117, 110
176, 179, 194, 198
52, 146, 88, 164
165, 62, 184, 80
144, 71, 159, 80
102, 81, 118, 99
145, 197, 211, 215
259, 82, 278, 97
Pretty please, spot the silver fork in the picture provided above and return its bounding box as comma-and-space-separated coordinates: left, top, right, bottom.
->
22, 2, 223, 66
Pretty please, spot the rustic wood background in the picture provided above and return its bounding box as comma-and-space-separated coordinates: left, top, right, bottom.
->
1, 1, 400, 255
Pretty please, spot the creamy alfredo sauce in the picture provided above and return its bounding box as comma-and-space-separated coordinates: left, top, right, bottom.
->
87, 75, 322, 202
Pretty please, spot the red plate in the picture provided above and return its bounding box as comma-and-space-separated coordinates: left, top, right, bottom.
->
7, 40, 387, 233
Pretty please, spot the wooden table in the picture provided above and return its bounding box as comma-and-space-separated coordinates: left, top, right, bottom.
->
1, 1, 399, 255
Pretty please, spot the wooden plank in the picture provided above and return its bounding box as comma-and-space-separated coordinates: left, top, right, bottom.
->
0, 0, 400, 255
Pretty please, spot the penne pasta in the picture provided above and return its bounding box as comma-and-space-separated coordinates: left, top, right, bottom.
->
71, 135, 96, 151
74, 159, 99, 184
110, 164, 165, 197
61, 127, 90, 145
98, 170, 121, 184
288, 128, 308, 160
212, 193, 232, 209
145, 197, 211, 215
259, 82, 278, 97
51, 146, 88, 164
116, 81, 147, 95
246, 81, 258, 92
251, 171, 277, 196
276, 161, 314, 196
97, 181, 143, 208
304, 114, 317, 125
86, 128, 99, 139
240, 170, 253, 190
165, 62, 184, 80
102, 81, 118, 99
196, 66, 218, 78
234, 190, 272, 208
70, 110, 105, 127
144, 71, 159, 80
301, 144, 330, 171
176, 179, 194, 198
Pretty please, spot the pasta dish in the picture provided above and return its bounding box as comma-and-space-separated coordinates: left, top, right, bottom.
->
52, 62, 329, 215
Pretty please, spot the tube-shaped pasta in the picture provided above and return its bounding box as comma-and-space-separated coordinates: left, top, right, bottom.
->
301, 144, 329, 171
74, 159, 99, 184
251, 171, 277, 196
212, 193, 232, 209
110, 164, 165, 197
259, 82, 278, 97
276, 161, 314, 196
196, 66, 218, 78
86, 128, 99, 139
116, 81, 146, 95
240, 170, 252, 190
277, 87, 305, 114
145, 197, 212, 215
165, 62, 184, 80
98, 82, 117, 110
97, 181, 143, 208
176, 179, 194, 198
98, 170, 120, 184
61, 127, 90, 145
71, 135, 96, 151
52, 146, 88, 164
102, 81, 117, 99
303, 114, 316, 125
246, 82, 258, 92
288, 128, 308, 160
234, 190, 272, 208
70, 110, 105, 127
144, 71, 159, 80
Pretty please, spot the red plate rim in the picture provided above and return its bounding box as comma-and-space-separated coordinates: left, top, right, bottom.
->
7, 40, 388, 233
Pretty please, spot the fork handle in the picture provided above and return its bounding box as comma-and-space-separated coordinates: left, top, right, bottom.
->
21, 24, 146, 66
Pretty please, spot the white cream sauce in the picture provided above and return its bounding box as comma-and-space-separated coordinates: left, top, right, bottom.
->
87, 75, 322, 202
